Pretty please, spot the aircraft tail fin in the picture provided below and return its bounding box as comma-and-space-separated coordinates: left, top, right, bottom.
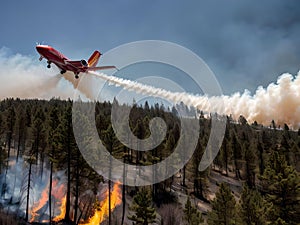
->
88, 51, 101, 67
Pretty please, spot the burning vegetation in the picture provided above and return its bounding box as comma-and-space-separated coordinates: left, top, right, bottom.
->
27, 177, 121, 224
80, 183, 122, 225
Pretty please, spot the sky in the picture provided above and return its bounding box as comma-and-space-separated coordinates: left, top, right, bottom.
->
0, 0, 300, 94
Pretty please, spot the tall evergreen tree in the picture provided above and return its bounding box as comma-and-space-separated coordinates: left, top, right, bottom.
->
257, 140, 265, 176
102, 124, 121, 225
47, 106, 60, 223
231, 132, 242, 179
192, 139, 209, 201
207, 183, 236, 225
183, 196, 204, 225
238, 185, 268, 225
128, 188, 156, 225
259, 150, 300, 224
244, 143, 256, 188
5, 106, 15, 158
60, 104, 75, 223
31, 107, 46, 166
25, 156, 35, 222
14, 105, 26, 162
214, 119, 231, 175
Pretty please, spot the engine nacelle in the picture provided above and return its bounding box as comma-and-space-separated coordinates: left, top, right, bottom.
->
81, 60, 88, 66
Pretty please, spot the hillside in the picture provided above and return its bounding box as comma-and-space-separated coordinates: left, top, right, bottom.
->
0, 98, 299, 225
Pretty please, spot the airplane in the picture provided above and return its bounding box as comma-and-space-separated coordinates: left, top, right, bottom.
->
36, 44, 117, 79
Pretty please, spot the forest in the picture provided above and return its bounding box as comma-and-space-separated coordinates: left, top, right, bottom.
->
0, 98, 299, 225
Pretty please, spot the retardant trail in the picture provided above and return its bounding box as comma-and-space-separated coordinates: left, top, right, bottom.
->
88, 71, 216, 110
65, 71, 300, 128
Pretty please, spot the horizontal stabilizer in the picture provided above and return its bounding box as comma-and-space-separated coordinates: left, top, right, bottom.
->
87, 66, 117, 71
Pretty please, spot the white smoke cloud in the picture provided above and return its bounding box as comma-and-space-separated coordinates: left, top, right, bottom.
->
0, 48, 73, 99
222, 72, 300, 128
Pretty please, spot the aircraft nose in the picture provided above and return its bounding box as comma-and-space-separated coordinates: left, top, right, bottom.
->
36, 45, 48, 54
36, 45, 45, 50
36, 45, 43, 52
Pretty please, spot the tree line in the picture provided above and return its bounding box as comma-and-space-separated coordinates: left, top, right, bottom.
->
0, 98, 299, 224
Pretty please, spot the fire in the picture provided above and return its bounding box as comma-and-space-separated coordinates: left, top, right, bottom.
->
51, 179, 66, 222
80, 182, 122, 225
53, 195, 67, 222
29, 180, 121, 224
30, 182, 49, 222
30, 178, 66, 223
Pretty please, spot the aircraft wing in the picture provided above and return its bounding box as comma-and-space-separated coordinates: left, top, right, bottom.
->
87, 66, 118, 71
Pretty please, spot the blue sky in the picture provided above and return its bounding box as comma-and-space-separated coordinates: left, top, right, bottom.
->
1, 0, 300, 94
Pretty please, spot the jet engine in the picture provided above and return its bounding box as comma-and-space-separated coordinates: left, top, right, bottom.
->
81, 60, 88, 66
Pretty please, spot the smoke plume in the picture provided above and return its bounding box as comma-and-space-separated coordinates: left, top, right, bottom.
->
0, 48, 73, 99
71, 71, 300, 128
222, 72, 300, 128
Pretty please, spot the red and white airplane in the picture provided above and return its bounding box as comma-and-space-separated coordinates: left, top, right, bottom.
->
36, 44, 117, 79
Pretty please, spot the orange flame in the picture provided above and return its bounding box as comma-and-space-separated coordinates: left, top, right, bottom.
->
30, 183, 49, 222
51, 179, 66, 222
31, 181, 122, 224
80, 182, 122, 225
53, 195, 67, 222
29, 178, 66, 223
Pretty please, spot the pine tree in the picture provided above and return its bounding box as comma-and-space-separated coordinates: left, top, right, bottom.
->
183, 196, 204, 225
238, 185, 268, 225
102, 124, 123, 225
238, 115, 248, 126
231, 132, 242, 179
25, 156, 35, 222
161, 132, 179, 192
0, 146, 6, 174
14, 105, 26, 162
207, 183, 236, 225
214, 120, 231, 175
132, 119, 149, 165
5, 106, 15, 158
257, 140, 265, 176
244, 143, 256, 188
47, 105, 60, 223
31, 107, 46, 165
128, 188, 156, 225
192, 139, 209, 201
60, 104, 76, 223
259, 150, 300, 224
